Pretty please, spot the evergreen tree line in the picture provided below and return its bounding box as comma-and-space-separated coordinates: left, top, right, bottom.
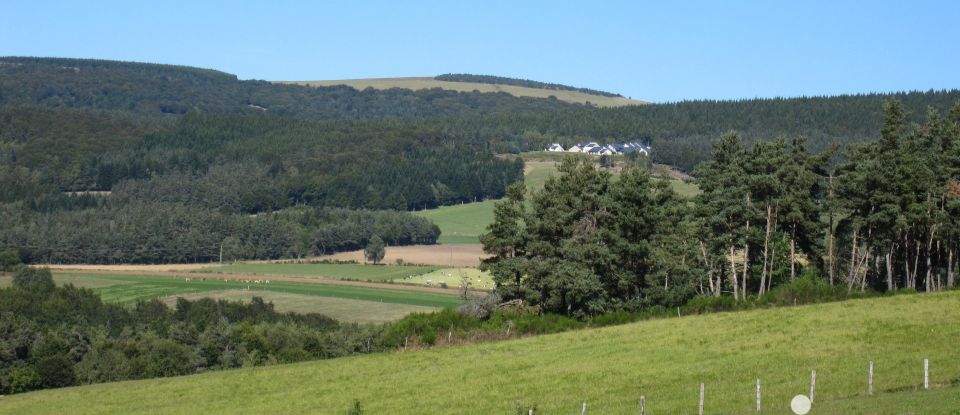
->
434, 73, 623, 97
481, 100, 960, 317
0, 203, 439, 264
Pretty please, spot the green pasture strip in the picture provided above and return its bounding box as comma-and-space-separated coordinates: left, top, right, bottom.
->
436, 235, 483, 244
202, 263, 437, 281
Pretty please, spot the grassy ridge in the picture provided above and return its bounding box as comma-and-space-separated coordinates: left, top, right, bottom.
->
54, 273, 464, 309
282, 77, 646, 108
5, 292, 959, 414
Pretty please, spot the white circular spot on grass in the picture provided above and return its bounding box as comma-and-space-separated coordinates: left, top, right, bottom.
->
790, 395, 811, 414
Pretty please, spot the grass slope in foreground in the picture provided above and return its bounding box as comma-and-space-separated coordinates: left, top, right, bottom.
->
5, 292, 960, 414
282, 77, 646, 108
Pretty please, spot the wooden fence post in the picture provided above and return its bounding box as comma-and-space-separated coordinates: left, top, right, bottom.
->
809, 370, 816, 404
868, 361, 873, 396
639, 395, 645, 415
756, 378, 761, 412
699, 383, 704, 415
924, 358, 929, 390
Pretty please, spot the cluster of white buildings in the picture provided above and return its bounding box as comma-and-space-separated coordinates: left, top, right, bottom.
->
543, 141, 651, 156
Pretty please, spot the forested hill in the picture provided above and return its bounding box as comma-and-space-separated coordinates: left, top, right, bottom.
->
0, 57, 577, 117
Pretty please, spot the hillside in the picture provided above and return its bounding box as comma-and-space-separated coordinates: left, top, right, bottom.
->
4, 292, 959, 414
281, 77, 647, 107
0, 57, 577, 118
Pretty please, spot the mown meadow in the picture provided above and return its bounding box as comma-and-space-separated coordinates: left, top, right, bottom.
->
4, 291, 958, 414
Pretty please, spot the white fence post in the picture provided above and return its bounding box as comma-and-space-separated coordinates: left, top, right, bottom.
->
756, 378, 761, 412
924, 358, 929, 390
699, 383, 705, 415
809, 370, 816, 404
581, 401, 586, 415
639, 395, 645, 415
868, 361, 874, 396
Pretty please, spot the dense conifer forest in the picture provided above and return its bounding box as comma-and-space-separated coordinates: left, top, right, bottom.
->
2, 57, 959, 264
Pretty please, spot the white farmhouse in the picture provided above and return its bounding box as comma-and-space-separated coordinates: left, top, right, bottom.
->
543, 143, 565, 152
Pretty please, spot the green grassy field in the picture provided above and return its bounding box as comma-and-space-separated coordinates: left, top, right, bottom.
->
5, 292, 959, 414
281, 77, 646, 108
669, 178, 700, 198
51, 273, 464, 317
201, 263, 436, 281
413, 200, 496, 244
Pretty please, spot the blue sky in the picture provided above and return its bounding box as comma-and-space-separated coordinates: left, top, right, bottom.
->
2, 1, 958, 102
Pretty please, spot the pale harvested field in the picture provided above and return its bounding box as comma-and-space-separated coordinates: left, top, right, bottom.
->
400, 268, 495, 290
322, 244, 487, 268
281, 77, 646, 108
159, 289, 438, 323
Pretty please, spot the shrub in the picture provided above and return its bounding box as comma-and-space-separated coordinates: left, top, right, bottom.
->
683, 295, 738, 314
12, 267, 55, 292
346, 400, 363, 415
8, 366, 42, 393
0, 249, 21, 272
35, 355, 76, 388
386, 308, 481, 346
758, 274, 870, 306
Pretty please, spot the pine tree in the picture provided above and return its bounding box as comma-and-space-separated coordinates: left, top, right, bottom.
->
695, 132, 751, 300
